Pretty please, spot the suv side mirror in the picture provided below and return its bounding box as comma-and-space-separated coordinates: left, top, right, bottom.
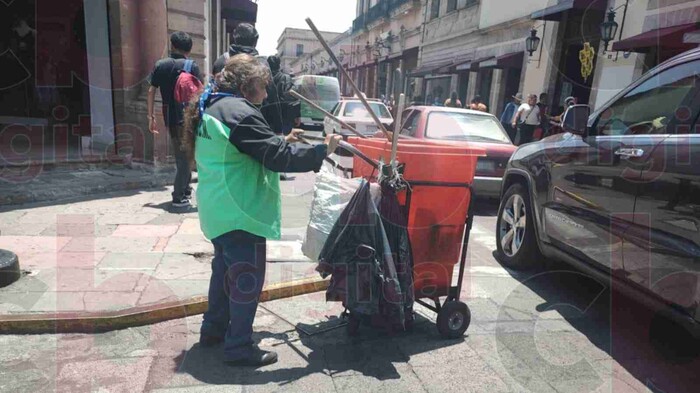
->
561, 105, 591, 135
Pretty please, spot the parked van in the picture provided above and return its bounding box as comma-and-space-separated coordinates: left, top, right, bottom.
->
292, 75, 341, 131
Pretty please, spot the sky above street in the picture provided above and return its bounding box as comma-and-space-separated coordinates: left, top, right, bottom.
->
256, 0, 356, 56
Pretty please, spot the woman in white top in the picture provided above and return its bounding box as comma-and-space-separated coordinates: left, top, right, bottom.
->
511, 94, 540, 146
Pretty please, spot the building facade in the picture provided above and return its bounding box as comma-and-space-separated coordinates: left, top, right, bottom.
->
276, 28, 342, 74
0, 0, 257, 170
289, 31, 354, 93
589, 0, 700, 109
348, 0, 424, 101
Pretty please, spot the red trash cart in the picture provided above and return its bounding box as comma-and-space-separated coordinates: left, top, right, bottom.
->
342, 137, 485, 339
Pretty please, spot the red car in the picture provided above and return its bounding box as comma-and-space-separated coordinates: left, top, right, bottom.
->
380, 106, 516, 199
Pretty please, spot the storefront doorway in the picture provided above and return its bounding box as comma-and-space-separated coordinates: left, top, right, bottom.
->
1, 0, 114, 166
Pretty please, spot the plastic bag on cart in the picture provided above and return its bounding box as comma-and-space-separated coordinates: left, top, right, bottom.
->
316, 181, 408, 329
302, 163, 363, 261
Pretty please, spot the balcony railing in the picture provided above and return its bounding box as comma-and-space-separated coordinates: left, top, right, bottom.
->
352, 0, 412, 33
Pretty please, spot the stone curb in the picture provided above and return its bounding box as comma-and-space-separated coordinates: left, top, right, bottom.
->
0, 277, 329, 335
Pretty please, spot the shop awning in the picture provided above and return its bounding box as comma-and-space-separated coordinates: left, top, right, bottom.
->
409, 61, 452, 77
454, 56, 495, 71
612, 23, 700, 53
531, 0, 606, 21
479, 52, 524, 69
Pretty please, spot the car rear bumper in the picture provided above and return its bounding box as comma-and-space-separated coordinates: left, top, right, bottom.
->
473, 176, 503, 198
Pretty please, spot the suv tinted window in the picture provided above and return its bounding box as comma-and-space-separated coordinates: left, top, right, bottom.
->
593, 60, 700, 137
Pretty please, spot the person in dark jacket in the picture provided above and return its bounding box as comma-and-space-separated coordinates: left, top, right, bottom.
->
184, 54, 341, 367
266, 55, 300, 135
212, 23, 259, 75
147, 31, 202, 208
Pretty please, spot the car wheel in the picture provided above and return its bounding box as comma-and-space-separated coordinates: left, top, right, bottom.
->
496, 183, 542, 269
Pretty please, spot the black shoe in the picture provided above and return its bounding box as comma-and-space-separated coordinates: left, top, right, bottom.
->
225, 349, 278, 367
199, 335, 224, 347
184, 187, 193, 199
172, 197, 191, 208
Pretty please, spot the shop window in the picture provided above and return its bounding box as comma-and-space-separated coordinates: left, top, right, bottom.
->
430, 0, 441, 20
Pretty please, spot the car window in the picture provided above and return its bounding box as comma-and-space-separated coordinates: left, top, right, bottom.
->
343, 102, 391, 118
425, 111, 512, 143
330, 103, 340, 117
400, 110, 420, 136
593, 60, 700, 137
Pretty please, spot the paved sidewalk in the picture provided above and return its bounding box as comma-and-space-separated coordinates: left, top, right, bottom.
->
0, 164, 182, 206
0, 173, 320, 317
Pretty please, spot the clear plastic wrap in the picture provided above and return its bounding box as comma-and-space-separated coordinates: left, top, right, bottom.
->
302, 164, 363, 261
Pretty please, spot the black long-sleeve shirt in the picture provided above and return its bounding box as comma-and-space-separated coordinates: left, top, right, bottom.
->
204, 96, 326, 173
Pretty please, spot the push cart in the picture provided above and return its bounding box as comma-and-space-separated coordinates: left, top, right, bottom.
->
335, 138, 485, 339
297, 16, 484, 340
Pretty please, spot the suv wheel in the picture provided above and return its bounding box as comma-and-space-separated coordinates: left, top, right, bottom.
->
496, 183, 542, 269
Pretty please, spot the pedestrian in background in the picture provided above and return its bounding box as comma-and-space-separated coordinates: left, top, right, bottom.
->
267, 55, 300, 181
147, 31, 202, 208
500, 93, 521, 142
536, 92, 550, 139
444, 91, 463, 108
265, 55, 299, 136
512, 94, 540, 146
212, 23, 259, 75
183, 54, 342, 367
469, 95, 488, 112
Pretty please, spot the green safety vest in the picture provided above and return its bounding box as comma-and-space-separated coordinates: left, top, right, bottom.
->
195, 112, 282, 240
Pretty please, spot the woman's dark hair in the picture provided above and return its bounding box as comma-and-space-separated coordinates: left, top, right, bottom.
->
170, 31, 193, 53
183, 54, 271, 166
472, 95, 482, 104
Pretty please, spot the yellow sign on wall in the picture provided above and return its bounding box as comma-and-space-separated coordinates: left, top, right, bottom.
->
579, 42, 595, 82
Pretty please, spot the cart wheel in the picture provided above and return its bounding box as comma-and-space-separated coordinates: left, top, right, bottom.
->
437, 301, 471, 339
347, 314, 361, 337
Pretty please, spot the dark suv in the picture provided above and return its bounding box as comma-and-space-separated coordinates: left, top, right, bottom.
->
496, 48, 700, 336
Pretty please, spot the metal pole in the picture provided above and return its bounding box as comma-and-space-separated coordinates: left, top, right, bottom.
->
305, 17, 391, 140
289, 90, 367, 139
390, 93, 406, 167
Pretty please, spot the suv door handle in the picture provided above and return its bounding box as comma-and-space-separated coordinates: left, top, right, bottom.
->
615, 148, 644, 158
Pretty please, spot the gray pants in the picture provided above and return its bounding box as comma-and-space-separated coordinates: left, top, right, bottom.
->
170, 128, 192, 201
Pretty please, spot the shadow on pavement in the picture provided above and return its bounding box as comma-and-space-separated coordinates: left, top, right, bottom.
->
471, 197, 500, 217
174, 313, 464, 386
143, 201, 198, 214
492, 257, 700, 392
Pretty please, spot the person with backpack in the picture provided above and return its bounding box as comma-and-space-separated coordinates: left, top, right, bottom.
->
147, 31, 203, 208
